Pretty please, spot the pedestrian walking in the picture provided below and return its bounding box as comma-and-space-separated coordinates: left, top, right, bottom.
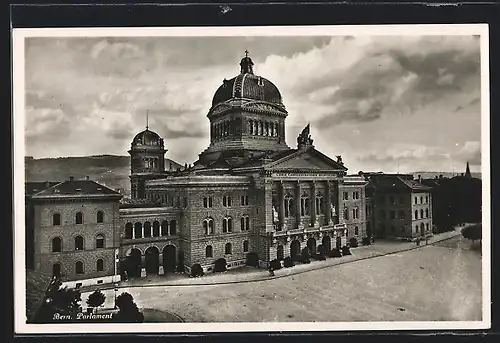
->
425, 236, 429, 245
416, 237, 420, 246
268, 266, 275, 277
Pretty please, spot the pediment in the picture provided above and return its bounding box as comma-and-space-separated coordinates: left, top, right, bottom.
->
267, 148, 347, 172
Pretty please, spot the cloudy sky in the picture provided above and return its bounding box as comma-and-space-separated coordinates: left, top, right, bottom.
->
24, 34, 482, 173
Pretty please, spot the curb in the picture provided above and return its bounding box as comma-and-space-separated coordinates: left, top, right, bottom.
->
83, 232, 460, 292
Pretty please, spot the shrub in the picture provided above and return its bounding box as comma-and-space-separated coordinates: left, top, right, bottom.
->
86, 290, 106, 312
283, 256, 295, 268
319, 244, 330, 256
311, 254, 326, 261
328, 248, 342, 258
300, 248, 311, 264
349, 238, 358, 248
269, 259, 282, 270
114, 292, 144, 323
245, 252, 259, 267
190, 264, 204, 277
362, 237, 371, 246
213, 258, 227, 273
342, 246, 351, 255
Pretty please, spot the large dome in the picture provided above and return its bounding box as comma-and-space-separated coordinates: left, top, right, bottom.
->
211, 56, 283, 107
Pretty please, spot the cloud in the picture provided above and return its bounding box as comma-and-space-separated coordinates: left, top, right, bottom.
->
453, 141, 481, 166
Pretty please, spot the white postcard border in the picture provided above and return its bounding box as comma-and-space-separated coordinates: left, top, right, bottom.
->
13, 23, 491, 334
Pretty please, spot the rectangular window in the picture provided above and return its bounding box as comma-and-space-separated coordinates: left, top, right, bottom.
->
241, 195, 245, 206
228, 196, 232, 207
203, 197, 208, 208
223, 196, 227, 207
209, 197, 213, 207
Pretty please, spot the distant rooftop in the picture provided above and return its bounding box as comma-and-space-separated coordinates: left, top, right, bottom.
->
31, 177, 121, 198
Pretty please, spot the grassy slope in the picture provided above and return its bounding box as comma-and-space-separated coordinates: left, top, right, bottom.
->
25, 155, 181, 196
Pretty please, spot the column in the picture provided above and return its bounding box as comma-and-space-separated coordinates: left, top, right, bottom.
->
325, 181, 332, 225
295, 181, 302, 230
132, 227, 135, 239
279, 181, 285, 231
142, 224, 145, 239
311, 181, 317, 227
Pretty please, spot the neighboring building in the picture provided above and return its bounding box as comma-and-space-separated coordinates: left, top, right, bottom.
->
26, 53, 369, 284
360, 173, 433, 240
27, 177, 122, 287
422, 162, 482, 232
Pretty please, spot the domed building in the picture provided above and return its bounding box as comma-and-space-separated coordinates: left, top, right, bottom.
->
115, 53, 369, 278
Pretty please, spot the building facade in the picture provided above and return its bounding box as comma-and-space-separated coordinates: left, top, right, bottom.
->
26, 178, 122, 287
360, 173, 433, 240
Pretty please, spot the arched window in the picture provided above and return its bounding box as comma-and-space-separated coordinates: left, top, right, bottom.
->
169, 220, 177, 235
344, 208, 349, 220
414, 197, 418, 205
75, 212, 83, 225
203, 218, 214, 235
245, 216, 250, 231
52, 237, 62, 253
420, 223, 425, 234
152, 221, 160, 237
355, 226, 359, 235
134, 222, 143, 239
420, 209, 424, 219
225, 243, 232, 255
96, 211, 104, 223
161, 220, 168, 236
95, 234, 104, 249
425, 209, 429, 218
426, 223, 430, 231
222, 217, 233, 233
426, 196, 429, 204
52, 213, 61, 226
243, 240, 249, 253
74, 236, 84, 251
420, 196, 423, 204
240, 217, 245, 231
415, 225, 419, 233
144, 222, 152, 237
208, 197, 213, 207
75, 261, 84, 275
96, 259, 104, 272
125, 223, 133, 239
206, 245, 213, 258
52, 263, 61, 277
414, 210, 418, 220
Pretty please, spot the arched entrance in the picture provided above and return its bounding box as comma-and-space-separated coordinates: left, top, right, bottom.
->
322, 235, 331, 252
307, 237, 317, 255
290, 240, 301, 260
127, 248, 142, 278
336, 236, 342, 249
162, 245, 176, 274
145, 246, 160, 275
277, 245, 284, 260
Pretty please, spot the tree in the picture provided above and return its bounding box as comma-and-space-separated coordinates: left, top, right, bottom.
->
461, 223, 482, 245
35, 278, 82, 322
114, 292, 144, 323
86, 290, 106, 313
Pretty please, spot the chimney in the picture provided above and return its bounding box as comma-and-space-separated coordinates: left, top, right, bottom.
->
69, 176, 74, 181
85, 176, 90, 180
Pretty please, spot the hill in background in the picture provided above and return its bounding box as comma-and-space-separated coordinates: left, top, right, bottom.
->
25, 155, 182, 197
412, 171, 482, 180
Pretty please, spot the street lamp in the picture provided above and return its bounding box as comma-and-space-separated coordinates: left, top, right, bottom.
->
113, 283, 119, 309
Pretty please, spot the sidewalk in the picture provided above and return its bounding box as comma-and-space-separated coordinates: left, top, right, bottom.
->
81, 229, 461, 293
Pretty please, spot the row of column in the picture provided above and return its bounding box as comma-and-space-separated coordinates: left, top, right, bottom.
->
210, 118, 286, 141
277, 181, 335, 231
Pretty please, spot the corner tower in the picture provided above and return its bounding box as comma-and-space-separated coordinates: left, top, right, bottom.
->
197, 51, 290, 167
128, 124, 166, 199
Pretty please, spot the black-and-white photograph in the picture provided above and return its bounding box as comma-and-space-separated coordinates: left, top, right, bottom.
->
13, 25, 490, 333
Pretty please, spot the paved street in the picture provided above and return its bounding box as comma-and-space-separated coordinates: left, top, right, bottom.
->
83, 234, 482, 322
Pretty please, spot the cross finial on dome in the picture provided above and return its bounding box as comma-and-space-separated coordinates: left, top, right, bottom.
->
245, 49, 249, 58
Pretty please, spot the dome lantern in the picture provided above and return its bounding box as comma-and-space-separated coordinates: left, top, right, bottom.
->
240, 49, 254, 74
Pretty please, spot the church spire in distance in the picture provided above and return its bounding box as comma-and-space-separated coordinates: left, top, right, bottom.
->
465, 161, 472, 178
